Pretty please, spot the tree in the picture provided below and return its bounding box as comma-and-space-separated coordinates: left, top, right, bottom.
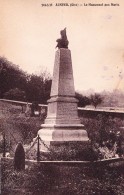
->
90, 93, 103, 108
0, 56, 52, 103
26, 72, 51, 104
75, 92, 90, 107
4, 88, 26, 101
0, 57, 27, 98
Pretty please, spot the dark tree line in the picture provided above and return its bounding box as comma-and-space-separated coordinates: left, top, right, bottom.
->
0, 57, 52, 104
0, 57, 103, 107
75, 92, 103, 108
0, 57, 27, 98
75, 92, 90, 107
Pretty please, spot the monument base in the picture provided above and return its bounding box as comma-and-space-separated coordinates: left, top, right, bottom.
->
38, 124, 89, 152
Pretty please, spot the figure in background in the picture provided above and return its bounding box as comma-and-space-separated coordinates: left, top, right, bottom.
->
25, 102, 30, 117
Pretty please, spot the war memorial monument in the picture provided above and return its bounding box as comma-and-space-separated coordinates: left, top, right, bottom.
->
38, 28, 89, 153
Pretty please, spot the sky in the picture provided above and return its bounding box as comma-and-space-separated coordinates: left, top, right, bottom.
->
0, 0, 124, 92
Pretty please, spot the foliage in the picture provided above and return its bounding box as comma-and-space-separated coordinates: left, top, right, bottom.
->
82, 114, 124, 145
0, 101, 41, 157
26, 74, 51, 104
4, 88, 26, 101
75, 92, 90, 107
1, 159, 60, 195
41, 142, 98, 161
90, 93, 103, 108
0, 57, 27, 98
0, 138, 10, 153
0, 56, 52, 104
1, 158, 124, 195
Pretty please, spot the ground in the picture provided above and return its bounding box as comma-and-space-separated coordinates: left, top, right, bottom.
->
1, 158, 124, 195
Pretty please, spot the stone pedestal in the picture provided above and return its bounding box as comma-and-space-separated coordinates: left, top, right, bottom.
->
38, 48, 89, 152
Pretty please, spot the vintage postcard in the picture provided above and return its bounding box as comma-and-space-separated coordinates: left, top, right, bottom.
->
0, 0, 124, 194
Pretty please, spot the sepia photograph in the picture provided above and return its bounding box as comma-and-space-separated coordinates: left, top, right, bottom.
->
0, 0, 124, 194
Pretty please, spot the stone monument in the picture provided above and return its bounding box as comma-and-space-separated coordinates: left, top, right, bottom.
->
38, 28, 89, 152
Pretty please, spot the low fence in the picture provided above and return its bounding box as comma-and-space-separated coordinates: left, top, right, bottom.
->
0, 99, 47, 108
78, 107, 124, 120
1, 98, 124, 119
0, 98, 47, 114
1, 156, 124, 169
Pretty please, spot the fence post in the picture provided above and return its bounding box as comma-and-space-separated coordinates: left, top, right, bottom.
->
37, 135, 40, 161
3, 132, 6, 157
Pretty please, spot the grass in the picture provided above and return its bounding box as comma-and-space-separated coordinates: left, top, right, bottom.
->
1, 158, 124, 195
0, 101, 42, 156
